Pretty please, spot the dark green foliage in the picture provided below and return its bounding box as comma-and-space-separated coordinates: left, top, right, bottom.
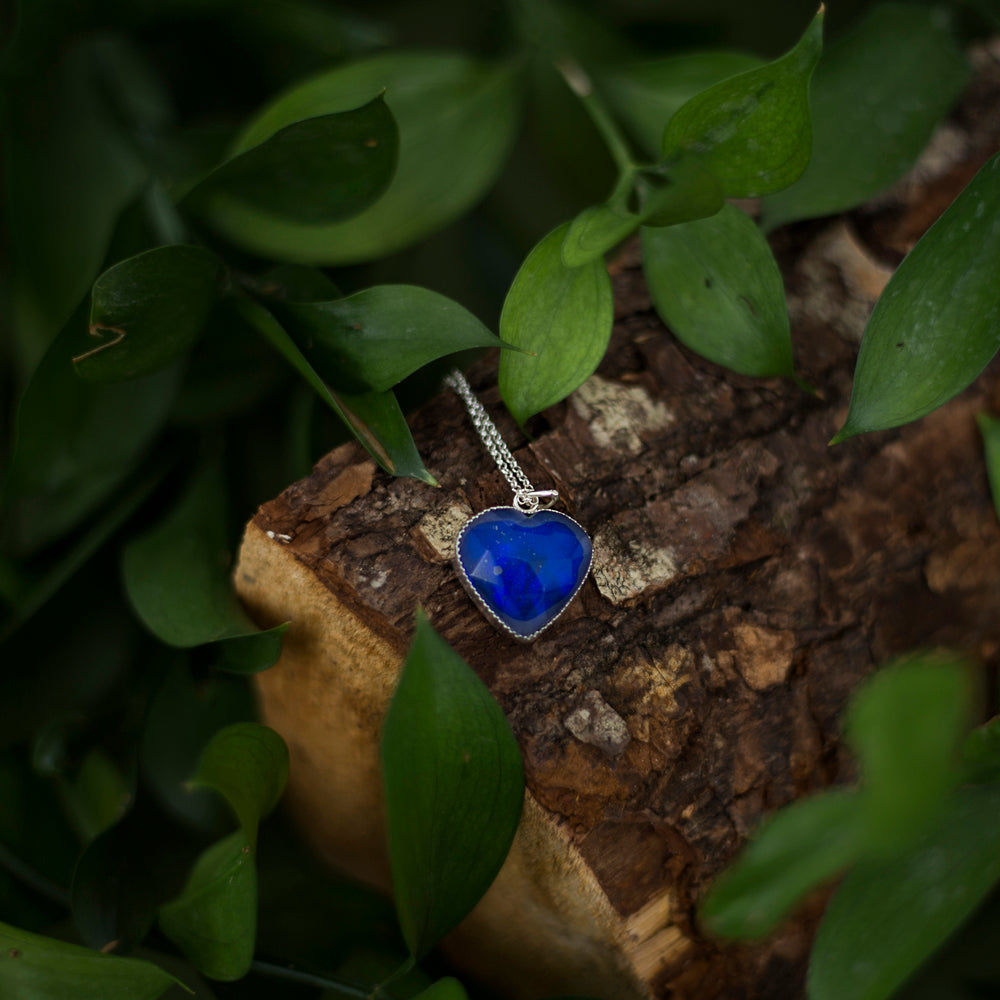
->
1, 1, 996, 998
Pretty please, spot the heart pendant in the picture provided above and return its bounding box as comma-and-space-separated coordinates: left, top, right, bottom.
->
455, 506, 593, 641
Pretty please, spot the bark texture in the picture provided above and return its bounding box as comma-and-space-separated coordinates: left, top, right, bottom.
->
235, 48, 1000, 1000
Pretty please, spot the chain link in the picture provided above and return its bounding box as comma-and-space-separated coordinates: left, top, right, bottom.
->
444, 368, 558, 513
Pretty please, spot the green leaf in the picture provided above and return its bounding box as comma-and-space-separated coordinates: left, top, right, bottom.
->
283, 285, 505, 393
661, 8, 824, 197
159, 831, 257, 982
73, 245, 222, 382
833, 150, 1000, 442
0, 919, 184, 999
2, 304, 181, 556
412, 978, 469, 1000
762, 5, 969, 230
5, 37, 148, 367
121, 465, 287, 670
808, 784, 1000, 1000
189, 724, 289, 849
237, 298, 434, 482
845, 653, 972, 851
561, 157, 724, 267
381, 611, 524, 958
499, 223, 613, 425
641, 203, 794, 377
71, 808, 162, 952
141, 662, 254, 833
599, 51, 764, 159
204, 52, 520, 263
700, 789, 865, 939
190, 95, 397, 233
962, 716, 1000, 784
977, 412, 1000, 521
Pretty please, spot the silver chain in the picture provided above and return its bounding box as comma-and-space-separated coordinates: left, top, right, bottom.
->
444, 368, 558, 514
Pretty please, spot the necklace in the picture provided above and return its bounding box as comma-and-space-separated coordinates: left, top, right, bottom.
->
445, 369, 593, 641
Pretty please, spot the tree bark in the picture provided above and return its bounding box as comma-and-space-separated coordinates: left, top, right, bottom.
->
234, 47, 1000, 1000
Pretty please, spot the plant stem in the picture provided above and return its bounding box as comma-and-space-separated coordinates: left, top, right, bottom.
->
249, 959, 380, 998
554, 56, 635, 174
0, 840, 71, 909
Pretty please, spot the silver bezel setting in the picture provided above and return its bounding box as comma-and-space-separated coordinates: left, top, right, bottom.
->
454, 505, 593, 643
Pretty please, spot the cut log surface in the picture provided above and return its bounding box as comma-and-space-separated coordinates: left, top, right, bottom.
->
235, 49, 1000, 1000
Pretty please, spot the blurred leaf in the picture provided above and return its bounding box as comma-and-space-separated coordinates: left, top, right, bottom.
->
191, 95, 398, 235
1, 466, 163, 640
833, 151, 1000, 442
74, 246, 222, 383
140, 660, 253, 833
0, 919, 183, 999
961, 716, 1000, 784
661, 8, 824, 197
59, 747, 131, 844
71, 808, 162, 952
845, 653, 972, 851
4, 37, 148, 368
977, 413, 1000, 521
499, 223, 613, 425
381, 611, 524, 958
599, 51, 764, 159
642, 203, 794, 377
159, 831, 256, 982
562, 157, 723, 267
700, 789, 864, 939
283, 285, 505, 393
121, 465, 287, 669
808, 785, 1000, 1000
762, 5, 969, 230
2, 304, 180, 556
412, 979, 468, 1000
189, 724, 288, 849
254, 264, 340, 303
214, 52, 521, 263
238, 298, 434, 482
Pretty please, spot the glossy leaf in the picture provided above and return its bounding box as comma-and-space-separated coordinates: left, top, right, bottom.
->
977, 412, 1000, 521
641, 203, 794, 377
206, 52, 520, 263
381, 611, 524, 958
190, 95, 397, 235
762, 5, 968, 230
562, 157, 724, 267
661, 8, 824, 197
499, 223, 613, 425
599, 51, 764, 159
238, 298, 434, 482
845, 653, 972, 851
189, 724, 289, 849
700, 789, 864, 938
159, 831, 257, 982
283, 285, 505, 392
833, 150, 1000, 442
961, 716, 1000, 784
0, 920, 183, 999
122, 465, 287, 669
808, 784, 1000, 1000
74, 245, 222, 382
2, 304, 180, 556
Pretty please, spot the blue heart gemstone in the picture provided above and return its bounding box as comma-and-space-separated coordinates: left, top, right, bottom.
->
456, 507, 593, 641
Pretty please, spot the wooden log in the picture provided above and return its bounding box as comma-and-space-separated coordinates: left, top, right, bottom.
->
234, 49, 1000, 1000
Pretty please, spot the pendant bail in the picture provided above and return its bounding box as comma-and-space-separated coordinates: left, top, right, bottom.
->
513, 489, 559, 514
